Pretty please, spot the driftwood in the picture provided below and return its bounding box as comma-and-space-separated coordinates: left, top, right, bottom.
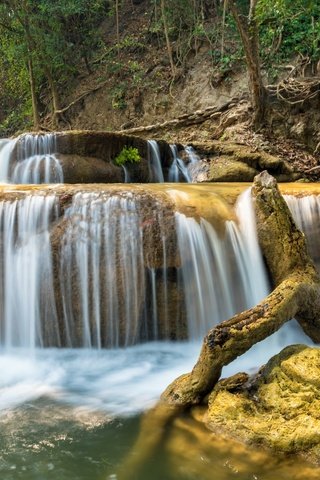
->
116, 96, 247, 135
117, 171, 320, 478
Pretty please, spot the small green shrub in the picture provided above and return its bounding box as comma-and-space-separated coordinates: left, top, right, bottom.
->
114, 146, 141, 166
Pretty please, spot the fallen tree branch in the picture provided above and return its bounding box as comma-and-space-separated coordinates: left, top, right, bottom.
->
116, 96, 247, 135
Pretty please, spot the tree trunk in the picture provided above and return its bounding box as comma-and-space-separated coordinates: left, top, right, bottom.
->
45, 67, 61, 128
27, 55, 40, 130
118, 171, 320, 478
229, 0, 267, 129
115, 0, 120, 57
160, 0, 176, 78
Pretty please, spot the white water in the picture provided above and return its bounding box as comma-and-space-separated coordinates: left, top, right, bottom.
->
0, 343, 200, 415
0, 323, 311, 417
168, 145, 191, 182
0, 138, 16, 181
0, 195, 59, 348
175, 188, 269, 338
147, 140, 164, 182
0, 134, 63, 184
60, 192, 146, 348
284, 194, 320, 268
184, 145, 200, 164
0, 188, 315, 417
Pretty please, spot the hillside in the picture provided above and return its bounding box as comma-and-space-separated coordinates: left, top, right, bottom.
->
0, 0, 319, 177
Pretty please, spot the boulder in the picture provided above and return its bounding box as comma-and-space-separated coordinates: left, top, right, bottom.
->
209, 156, 258, 182
190, 141, 300, 182
206, 345, 320, 463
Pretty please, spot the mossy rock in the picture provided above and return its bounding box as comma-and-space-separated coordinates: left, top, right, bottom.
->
191, 141, 299, 182
209, 156, 258, 182
206, 345, 320, 463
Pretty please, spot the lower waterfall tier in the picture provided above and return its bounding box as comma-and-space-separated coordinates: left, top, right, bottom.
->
0, 183, 318, 349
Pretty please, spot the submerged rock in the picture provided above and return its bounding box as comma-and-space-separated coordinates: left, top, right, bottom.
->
205, 345, 320, 463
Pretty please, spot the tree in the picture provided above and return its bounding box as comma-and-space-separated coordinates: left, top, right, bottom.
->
0, 0, 108, 130
229, 0, 267, 129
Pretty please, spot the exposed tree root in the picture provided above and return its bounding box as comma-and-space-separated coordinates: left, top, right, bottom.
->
116, 171, 320, 479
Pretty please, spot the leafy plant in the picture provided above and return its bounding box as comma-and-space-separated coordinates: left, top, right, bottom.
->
111, 84, 127, 110
114, 147, 141, 166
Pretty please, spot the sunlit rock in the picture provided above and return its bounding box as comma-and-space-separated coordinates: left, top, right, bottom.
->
206, 345, 320, 463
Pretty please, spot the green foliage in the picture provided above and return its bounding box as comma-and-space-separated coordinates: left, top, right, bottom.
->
256, 0, 320, 66
114, 147, 141, 167
0, 0, 108, 130
0, 102, 33, 137
111, 84, 127, 110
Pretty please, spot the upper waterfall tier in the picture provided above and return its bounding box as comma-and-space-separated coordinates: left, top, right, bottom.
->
0, 183, 270, 348
0, 132, 199, 184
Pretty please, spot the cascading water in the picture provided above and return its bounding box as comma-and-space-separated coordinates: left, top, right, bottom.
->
0, 134, 63, 184
147, 140, 164, 182
60, 192, 146, 348
168, 145, 191, 182
174, 188, 269, 339
284, 194, 320, 268
0, 186, 271, 349
0, 195, 59, 348
0, 184, 317, 480
184, 145, 200, 164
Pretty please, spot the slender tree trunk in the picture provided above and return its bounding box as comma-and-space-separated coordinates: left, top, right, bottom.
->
160, 0, 176, 78
20, 10, 40, 130
27, 55, 40, 130
115, 0, 120, 57
220, 0, 228, 57
44, 67, 61, 128
229, 0, 267, 129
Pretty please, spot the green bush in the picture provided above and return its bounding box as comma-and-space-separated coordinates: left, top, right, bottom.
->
114, 146, 141, 166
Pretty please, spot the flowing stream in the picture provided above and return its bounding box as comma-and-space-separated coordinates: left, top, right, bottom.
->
0, 135, 318, 479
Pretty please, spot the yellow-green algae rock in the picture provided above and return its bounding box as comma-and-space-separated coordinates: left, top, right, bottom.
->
206, 345, 320, 463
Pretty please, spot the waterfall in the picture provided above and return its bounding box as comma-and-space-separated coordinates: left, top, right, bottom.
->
0, 186, 286, 348
147, 140, 164, 182
0, 134, 63, 184
60, 192, 146, 348
284, 194, 320, 268
175, 189, 269, 338
184, 145, 200, 164
0, 138, 16, 182
168, 145, 191, 182
0, 187, 272, 347
0, 195, 59, 348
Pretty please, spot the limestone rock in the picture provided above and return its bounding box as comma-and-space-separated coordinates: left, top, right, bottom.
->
206, 345, 320, 463
191, 141, 299, 182
208, 156, 258, 182
57, 154, 123, 183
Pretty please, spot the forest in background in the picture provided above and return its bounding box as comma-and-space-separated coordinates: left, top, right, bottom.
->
0, 0, 319, 136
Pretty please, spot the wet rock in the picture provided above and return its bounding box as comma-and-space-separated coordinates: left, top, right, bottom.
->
11, 130, 174, 183
206, 345, 320, 463
58, 154, 124, 183
167, 412, 320, 480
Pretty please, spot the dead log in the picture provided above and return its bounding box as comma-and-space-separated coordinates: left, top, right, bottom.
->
117, 171, 320, 478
